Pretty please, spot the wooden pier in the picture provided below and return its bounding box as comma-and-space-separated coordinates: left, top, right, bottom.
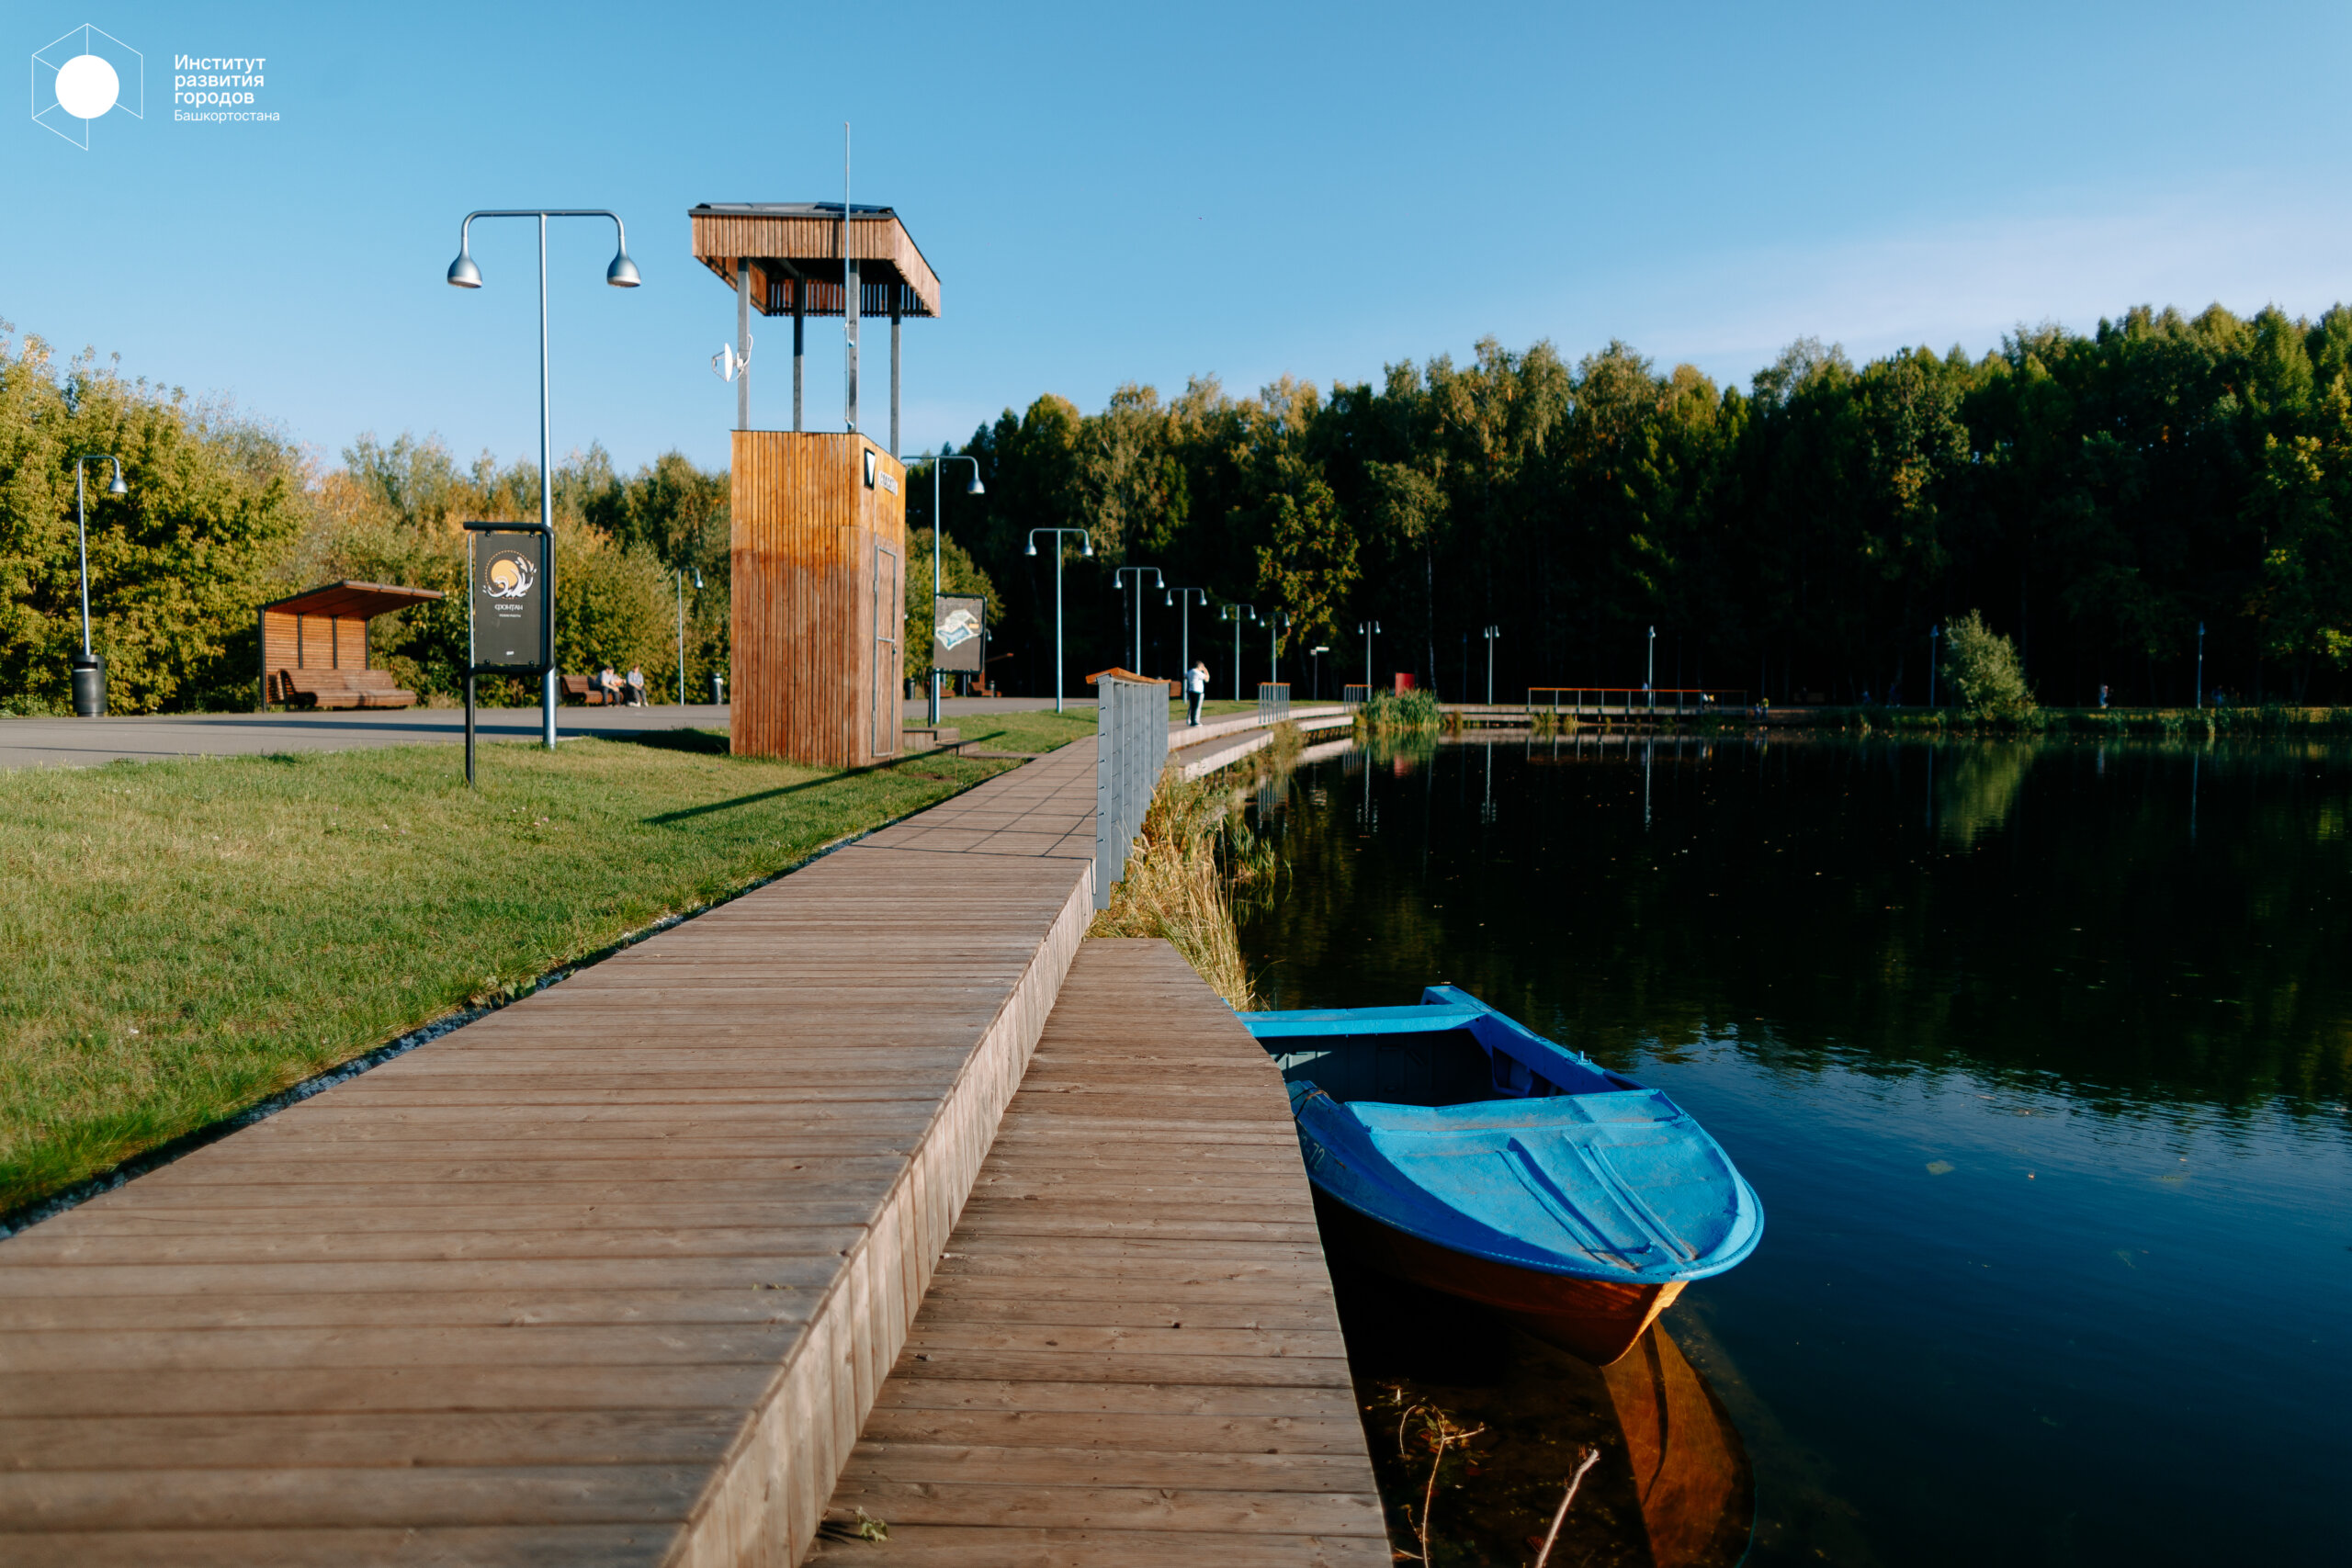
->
811, 941, 1385, 1565
0, 726, 1384, 1565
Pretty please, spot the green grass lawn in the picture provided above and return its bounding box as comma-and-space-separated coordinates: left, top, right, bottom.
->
0, 708, 1096, 1213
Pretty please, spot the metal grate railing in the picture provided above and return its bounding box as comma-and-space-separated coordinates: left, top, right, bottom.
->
1257, 682, 1292, 722
1340, 683, 1371, 706
1094, 671, 1170, 910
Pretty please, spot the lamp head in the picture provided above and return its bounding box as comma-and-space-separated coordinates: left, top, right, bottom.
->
693, 570, 704, 591
447, 245, 482, 288
606, 247, 642, 288
1080, 536, 1093, 558
106, 461, 128, 497
1025, 538, 1038, 557
966, 473, 985, 496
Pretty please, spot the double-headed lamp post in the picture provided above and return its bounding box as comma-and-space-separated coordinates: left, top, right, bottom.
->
70, 454, 128, 717
1167, 587, 1209, 679
1221, 603, 1257, 705
1267, 610, 1291, 690
920, 457, 985, 724
1358, 619, 1382, 697
1112, 565, 1165, 675
1025, 527, 1093, 713
447, 208, 640, 749
1483, 625, 1500, 705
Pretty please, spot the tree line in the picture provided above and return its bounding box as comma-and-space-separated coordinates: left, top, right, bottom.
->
925, 303, 2352, 706
7, 299, 2351, 714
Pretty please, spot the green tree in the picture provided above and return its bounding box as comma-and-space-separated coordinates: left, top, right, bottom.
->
1940, 609, 2036, 719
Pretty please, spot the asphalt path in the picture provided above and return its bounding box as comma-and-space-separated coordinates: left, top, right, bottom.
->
0, 697, 1097, 771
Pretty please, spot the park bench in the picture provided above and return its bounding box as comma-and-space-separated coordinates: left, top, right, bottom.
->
559, 675, 624, 705
269, 669, 417, 710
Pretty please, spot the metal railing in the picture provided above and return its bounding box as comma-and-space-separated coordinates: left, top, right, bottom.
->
1341, 683, 1371, 706
1258, 682, 1292, 721
1524, 686, 1747, 717
1094, 671, 1170, 910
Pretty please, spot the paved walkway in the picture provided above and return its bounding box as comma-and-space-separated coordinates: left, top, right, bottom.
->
811, 940, 1385, 1566
0, 705, 737, 770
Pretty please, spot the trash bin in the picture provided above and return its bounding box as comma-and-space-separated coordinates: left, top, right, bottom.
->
70, 653, 105, 717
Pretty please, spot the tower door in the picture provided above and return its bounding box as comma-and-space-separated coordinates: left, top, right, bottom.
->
872, 541, 901, 759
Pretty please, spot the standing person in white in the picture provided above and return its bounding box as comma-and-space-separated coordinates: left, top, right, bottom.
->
1184, 660, 1208, 726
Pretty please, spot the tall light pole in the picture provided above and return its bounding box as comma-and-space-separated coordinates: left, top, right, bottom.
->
1358, 619, 1382, 697
1026, 527, 1093, 712
1222, 603, 1258, 705
1310, 645, 1329, 701
1928, 624, 1940, 709
2196, 620, 2206, 709
1167, 587, 1209, 678
676, 567, 703, 703
1483, 624, 1500, 705
1646, 625, 1657, 713
1113, 565, 1165, 674
916, 456, 985, 724
447, 208, 641, 749
1267, 610, 1291, 690
70, 454, 128, 717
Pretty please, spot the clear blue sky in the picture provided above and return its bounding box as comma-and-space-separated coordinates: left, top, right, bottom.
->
9, 0, 2352, 475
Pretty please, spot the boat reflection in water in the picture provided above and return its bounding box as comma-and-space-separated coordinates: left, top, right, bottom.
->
1328, 1256, 1754, 1568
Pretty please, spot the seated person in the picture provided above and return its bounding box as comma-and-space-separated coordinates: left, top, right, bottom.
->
626, 666, 647, 705
599, 665, 623, 705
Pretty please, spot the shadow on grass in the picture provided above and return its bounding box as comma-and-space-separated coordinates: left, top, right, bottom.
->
642, 754, 976, 826
605, 727, 733, 756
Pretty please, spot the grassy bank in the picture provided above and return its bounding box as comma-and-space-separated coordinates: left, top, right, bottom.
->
0, 708, 1094, 1213
1090, 724, 1295, 1007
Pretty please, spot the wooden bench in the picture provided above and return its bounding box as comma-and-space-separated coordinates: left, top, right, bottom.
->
558, 674, 623, 705
269, 669, 417, 709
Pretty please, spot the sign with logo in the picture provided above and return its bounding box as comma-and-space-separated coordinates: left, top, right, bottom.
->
933, 594, 985, 673
31, 24, 142, 149
468, 527, 549, 671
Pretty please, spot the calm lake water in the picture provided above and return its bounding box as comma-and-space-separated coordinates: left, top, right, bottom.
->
1236, 734, 2352, 1567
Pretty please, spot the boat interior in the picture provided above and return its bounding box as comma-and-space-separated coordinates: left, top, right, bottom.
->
1249, 987, 1638, 1107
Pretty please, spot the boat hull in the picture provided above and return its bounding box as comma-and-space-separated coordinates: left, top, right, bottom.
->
1310, 1186, 1682, 1366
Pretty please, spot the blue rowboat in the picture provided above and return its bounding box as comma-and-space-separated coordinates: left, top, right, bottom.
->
1241, 986, 1763, 1364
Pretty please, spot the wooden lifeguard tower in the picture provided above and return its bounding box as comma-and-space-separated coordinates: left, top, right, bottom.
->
692, 203, 942, 767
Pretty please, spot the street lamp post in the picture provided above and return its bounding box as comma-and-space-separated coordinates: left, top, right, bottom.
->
1646, 625, 1657, 713
1167, 587, 1209, 679
1112, 566, 1165, 674
1310, 645, 1329, 701
69, 453, 128, 717
676, 567, 703, 704
1928, 624, 1940, 709
1483, 625, 1500, 705
1221, 603, 1257, 705
447, 208, 641, 749
2196, 621, 2206, 709
1025, 527, 1093, 712
1358, 620, 1382, 697
916, 456, 985, 724
1267, 610, 1290, 691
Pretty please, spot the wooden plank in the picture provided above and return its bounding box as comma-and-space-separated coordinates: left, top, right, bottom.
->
811, 941, 1388, 1565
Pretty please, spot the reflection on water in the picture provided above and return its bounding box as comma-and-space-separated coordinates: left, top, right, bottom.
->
1244, 736, 2352, 1565
1331, 1258, 1753, 1568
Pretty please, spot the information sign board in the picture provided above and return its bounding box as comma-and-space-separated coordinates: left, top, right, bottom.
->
933, 594, 985, 672
468, 527, 550, 672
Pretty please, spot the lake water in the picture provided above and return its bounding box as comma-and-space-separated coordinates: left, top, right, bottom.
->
1236, 733, 2352, 1567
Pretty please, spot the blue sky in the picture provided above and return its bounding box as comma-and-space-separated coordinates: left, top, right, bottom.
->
8, 0, 2352, 475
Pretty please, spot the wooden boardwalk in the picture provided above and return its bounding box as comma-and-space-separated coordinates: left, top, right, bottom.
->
0, 745, 1103, 1566
811, 940, 1386, 1567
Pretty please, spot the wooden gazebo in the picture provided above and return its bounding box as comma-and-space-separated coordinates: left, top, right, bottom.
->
257, 580, 441, 711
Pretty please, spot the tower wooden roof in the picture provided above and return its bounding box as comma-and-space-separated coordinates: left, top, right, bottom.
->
261, 581, 443, 620
689, 202, 940, 320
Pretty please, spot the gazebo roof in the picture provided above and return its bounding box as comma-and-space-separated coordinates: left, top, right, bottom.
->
262, 581, 443, 620
689, 202, 941, 320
